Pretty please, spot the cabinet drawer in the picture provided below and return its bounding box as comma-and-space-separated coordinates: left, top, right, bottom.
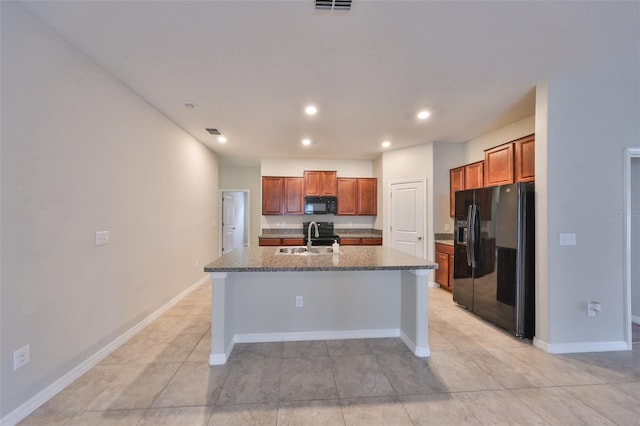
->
361, 237, 382, 245
340, 238, 362, 245
258, 238, 281, 246
281, 238, 304, 246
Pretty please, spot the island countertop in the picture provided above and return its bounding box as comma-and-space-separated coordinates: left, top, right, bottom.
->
204, 245, 438, 273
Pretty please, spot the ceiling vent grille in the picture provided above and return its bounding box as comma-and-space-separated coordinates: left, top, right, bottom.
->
205, 128, 221, 135
315, 0, 351, 11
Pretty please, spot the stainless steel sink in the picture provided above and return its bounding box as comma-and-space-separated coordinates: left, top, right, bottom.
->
275, 246, 341, 256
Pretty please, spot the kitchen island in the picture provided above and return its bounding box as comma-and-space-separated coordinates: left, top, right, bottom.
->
203, 245, 437, 365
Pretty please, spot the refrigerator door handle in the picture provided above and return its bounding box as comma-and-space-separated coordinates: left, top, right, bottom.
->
466, 205, 473, 267
469, 204, 477, 268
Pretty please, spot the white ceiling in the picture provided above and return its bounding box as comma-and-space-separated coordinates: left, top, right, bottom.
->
20, 1, 638, 165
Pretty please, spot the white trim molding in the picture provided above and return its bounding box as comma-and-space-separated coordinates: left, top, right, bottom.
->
534, 337, 629, 354
1, 275, 209, 426
624, 147, 640, 350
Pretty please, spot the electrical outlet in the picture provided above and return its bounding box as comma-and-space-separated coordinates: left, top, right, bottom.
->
295, 296, 303, 308
559, 233, 576, 246
587, 301, 601, 317
13, 345, 30, 370
95, 230, 110, 246
444, 223, 450, 231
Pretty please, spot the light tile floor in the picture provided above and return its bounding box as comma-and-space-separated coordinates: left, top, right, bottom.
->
20, 285, 640, 425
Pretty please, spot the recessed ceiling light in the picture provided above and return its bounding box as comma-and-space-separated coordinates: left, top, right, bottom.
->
381, 141, 391, 148
302, 138, 312, 146
218, 136, 227, 143
184, 101, 197, 109
417, 110, 430, 120
305, 105, 318, 116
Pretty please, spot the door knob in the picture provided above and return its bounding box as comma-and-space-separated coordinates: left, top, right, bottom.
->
417, 236, 423, 240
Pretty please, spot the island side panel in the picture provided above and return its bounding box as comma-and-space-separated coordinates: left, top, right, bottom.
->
400, 269, 430, 357
229, 270, 401, 339
209, 272, 234, 365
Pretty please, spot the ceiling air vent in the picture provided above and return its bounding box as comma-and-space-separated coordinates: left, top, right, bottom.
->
315, 0, 351, 11
205, 128, 221, 135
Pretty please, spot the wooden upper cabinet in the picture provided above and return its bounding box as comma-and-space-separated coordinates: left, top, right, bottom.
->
357, 178, 377, 216
337, 178, 357, 215
262, 176, 304, 215
262, 177, 284, 215
515, 134, 535, 183
283, 177, 304, 214
484, 142, 515, 187
450, 166, 465, 216
304, 171, 337, 196
464, 161, 484, 189
337, 178, 377, 216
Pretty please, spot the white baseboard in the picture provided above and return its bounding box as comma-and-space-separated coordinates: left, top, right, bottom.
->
428, 281, 440, 288
533, 337, 630, 354
632, 315, 640, 324
400, 331, 430, 357
1, 274, 209, 426
234, 328, 400, 344
208, 329, 401, 365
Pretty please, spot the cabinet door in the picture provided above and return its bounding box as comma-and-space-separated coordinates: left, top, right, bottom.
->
284, 177, 304, 215
450, 166, 465, 216
337, 178, 357, 215
304, 171, 337, 196
262, 177, 283, 215
357, 178, 377, 215
515, 135, 535, 182
464, 161, 484, 189
435, 250, 450, 289
484, 143, 514, 187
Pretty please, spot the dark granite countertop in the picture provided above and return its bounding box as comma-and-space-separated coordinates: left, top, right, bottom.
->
204, 245, 437, 272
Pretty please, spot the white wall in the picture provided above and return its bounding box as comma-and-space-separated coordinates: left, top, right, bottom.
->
219, 166, 261, 247
536, 44, 639, 350
631, 158, 640, 321
0, 3, 219, 417
465, 115, 536, 163
260, 158, 375, 230
380, 143, 434, 260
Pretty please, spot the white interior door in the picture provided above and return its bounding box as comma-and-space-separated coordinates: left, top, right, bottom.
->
390, 180, 426, 258
222, 191, 245, 254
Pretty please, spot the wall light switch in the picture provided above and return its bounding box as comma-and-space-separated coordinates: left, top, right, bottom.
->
559, 233, 576, 246
95, 231, 110, 246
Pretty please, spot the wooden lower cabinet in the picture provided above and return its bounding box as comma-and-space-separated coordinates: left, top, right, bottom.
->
258, 237, 304, 246
435, 243, 454, 291
361, 237, 382, 245
258, 238, 282, 246
340, 237, 382, 246
340, 237, 363, 246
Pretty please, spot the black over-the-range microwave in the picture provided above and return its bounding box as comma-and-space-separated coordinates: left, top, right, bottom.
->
304, 196, 337, 215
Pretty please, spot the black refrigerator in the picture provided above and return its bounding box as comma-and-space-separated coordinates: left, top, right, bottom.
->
453, 182, 535, 338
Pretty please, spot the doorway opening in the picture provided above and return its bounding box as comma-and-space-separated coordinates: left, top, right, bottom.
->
221, 190, 250, 255
624, 148, 640, 347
